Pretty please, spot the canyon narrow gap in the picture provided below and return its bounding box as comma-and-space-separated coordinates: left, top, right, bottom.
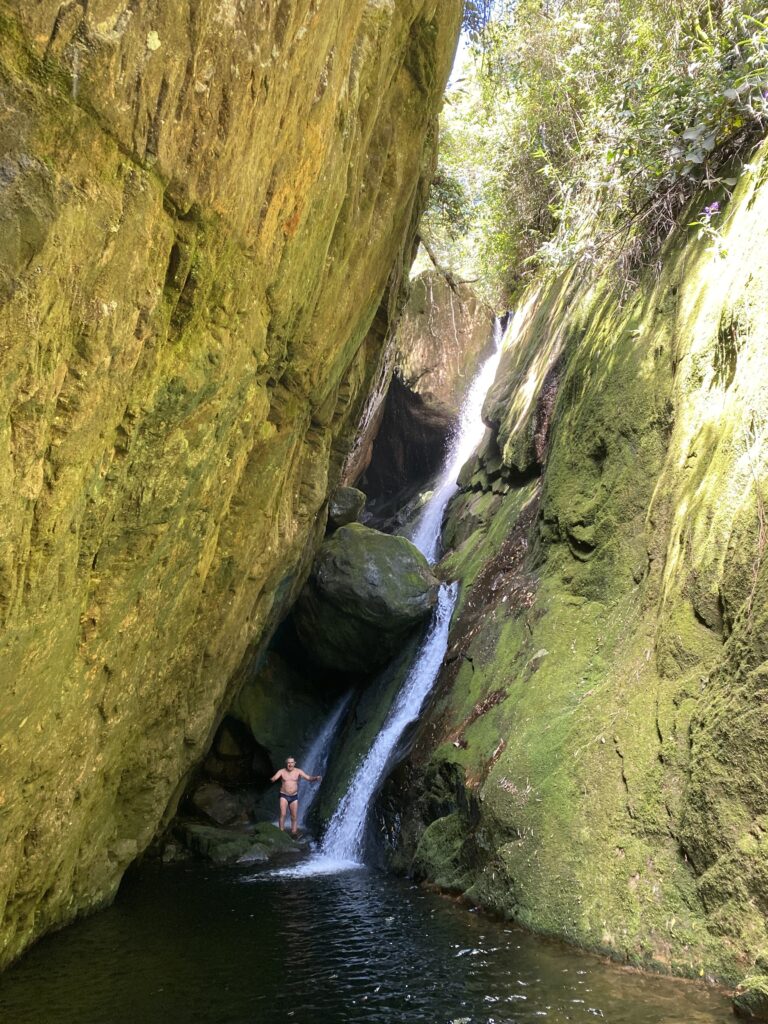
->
1, 2, 768, 1023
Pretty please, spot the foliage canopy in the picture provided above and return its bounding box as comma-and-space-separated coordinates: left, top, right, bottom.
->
421, 0, 768, 303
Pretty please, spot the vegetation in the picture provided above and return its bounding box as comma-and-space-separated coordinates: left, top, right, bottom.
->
422, 0, 768, 303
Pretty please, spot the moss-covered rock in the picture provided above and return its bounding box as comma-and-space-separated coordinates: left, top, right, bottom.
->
293, 524, 438, 673
328, 486, 367, 529
734, 975, 768, 1020
175, 821, 302, 865
0, 0, 462, 967
386, 143, 768, 983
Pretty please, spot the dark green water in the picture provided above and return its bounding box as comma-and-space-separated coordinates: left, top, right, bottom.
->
0, 863, 732, 1024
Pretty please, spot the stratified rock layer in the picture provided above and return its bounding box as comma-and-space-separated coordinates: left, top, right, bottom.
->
386, 145, 768, 989
0, 0, 461, 966
395, 271, 494, 413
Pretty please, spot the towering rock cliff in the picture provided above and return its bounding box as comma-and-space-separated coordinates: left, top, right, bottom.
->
0, 0, 461, 966
385, 148, 768, 996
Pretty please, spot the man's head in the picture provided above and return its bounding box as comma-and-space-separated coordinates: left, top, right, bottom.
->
286, 757, 296, 770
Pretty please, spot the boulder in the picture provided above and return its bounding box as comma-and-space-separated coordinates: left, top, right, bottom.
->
293, 524, 439, 674
176, 822, 304, 865
189, 782, 246, 827
328, 486, 367, 528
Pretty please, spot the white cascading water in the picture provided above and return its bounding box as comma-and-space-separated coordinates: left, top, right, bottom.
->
300, 582, 458, 873
279, 316, 506, 876
408, 317, 505, 563
296, 692, 352, 828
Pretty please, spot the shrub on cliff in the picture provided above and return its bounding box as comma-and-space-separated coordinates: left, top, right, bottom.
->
427, 0, 768, 302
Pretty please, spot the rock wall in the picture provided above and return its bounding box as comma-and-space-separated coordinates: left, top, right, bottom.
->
385, 147, 768, 994
0, 0, 461, 966
354, 270, 494, 523
395, 271, 494, 413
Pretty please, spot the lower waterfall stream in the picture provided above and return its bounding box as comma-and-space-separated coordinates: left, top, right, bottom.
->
0, 318, 733, 1024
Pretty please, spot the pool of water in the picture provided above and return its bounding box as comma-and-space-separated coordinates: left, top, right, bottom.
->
0, 862, 732, 1024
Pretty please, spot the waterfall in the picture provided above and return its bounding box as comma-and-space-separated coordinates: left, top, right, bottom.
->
297, 693, 352, 828
408, 317, 504, 563
283, 582, 457, 875
277, 315, 505, 876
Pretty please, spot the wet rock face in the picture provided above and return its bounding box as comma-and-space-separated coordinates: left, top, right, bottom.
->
350, 271, 494, 523
293, 524, 439, 674
396, 272, 495, 412
386, 144, 768, 985
188, 782, 247, 829
0, 0, 462, 966
361, 373, 454, 523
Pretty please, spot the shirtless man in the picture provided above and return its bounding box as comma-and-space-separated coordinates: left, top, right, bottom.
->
270, 757, 322, 836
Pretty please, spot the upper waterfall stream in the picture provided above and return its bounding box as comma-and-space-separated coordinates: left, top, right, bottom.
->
408, 317, 504, 563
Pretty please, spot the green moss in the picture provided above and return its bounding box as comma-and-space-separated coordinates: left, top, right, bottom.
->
734, 975, 768, 1020
412, 813, 475, 891
392, 141, 768, 984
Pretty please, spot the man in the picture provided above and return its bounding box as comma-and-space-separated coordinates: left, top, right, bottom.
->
270, 757, 322, 837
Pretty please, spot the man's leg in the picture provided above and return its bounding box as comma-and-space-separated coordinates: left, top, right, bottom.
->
290, 800, 299, 836
279, 796, 288, 831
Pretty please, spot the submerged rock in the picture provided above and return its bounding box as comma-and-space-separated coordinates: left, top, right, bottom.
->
328, 486, 367, 528
294, 524, 439, 674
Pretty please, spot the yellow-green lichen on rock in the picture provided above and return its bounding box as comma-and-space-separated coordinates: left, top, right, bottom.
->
0, 0, 462, 966
387, 146, 768, 988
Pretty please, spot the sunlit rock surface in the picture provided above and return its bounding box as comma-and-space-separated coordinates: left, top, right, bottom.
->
0, 0, 461, 965
328, 486, 367, 529
384, 144, 768, 988
396, 271, 495, 414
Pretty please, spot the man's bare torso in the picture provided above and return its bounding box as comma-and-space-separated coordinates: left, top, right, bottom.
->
277, 768, 301, 795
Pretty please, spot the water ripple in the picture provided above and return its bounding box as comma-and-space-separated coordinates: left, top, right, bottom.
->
0, 865, 733, 1024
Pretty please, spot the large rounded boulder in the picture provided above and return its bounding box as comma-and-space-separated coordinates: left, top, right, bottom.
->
294, 524, 439, 674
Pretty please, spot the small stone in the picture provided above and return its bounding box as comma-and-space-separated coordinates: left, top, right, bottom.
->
146, 31, 161, 51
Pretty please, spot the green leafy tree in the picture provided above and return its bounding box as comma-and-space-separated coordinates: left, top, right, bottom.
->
423, 0, 768, 303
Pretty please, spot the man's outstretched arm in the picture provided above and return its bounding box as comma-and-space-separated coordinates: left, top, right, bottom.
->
297, 769, 322, 782
270, 769, 284, 783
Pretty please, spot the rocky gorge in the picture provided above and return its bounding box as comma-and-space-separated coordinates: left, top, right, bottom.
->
1, 0, 768, 1020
